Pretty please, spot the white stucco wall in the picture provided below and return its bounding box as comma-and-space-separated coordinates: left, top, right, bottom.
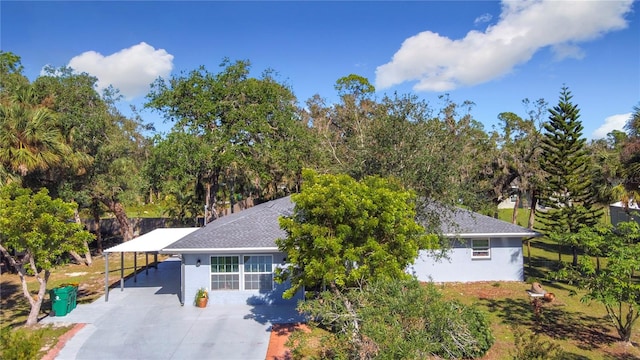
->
407, 238, 524, 282
182, 252, 302, 306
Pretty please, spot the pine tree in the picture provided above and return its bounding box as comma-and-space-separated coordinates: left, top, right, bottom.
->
538, 86, 601, 266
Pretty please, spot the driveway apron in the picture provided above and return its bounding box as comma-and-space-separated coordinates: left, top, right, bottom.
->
40, 257, 303, 360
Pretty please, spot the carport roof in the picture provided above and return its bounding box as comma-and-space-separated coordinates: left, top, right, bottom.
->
104, 227, 199, 253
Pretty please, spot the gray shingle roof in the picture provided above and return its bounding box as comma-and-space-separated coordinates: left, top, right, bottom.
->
164, 196, 540, 252
164, 196, 293, 251
438, 207, 540, 238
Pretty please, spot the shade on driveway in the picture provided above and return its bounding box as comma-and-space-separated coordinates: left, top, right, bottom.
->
41, 258, 304, 359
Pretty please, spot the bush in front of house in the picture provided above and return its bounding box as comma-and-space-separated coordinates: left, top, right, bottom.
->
423, 298, 495, 359
297, 278, 494, 359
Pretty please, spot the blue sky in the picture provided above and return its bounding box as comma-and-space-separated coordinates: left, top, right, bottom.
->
2, 1, 638, 139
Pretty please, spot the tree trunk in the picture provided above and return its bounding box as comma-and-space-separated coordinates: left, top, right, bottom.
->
528, 191, 538, 230
0, 246, 49, 326
512, 194, 520, 224
26, 267, 49, 326
102, 197, 134, 241
613, 304, 635, 343
204, 182, 212, 224
572, 246, 578, 267
71, 207, 92, 265
205, 175, 220, 223
558, 243, 562, 263
329, 282, 366, 359
527, 239, 532, 276
69, 250, 86, 265
93, 206, 103, 254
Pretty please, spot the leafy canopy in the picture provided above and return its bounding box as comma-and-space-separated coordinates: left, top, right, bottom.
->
0, 184, 93, 271
0, 183, 94, 325
276, 169, 437, 298
579, 221, 640, 343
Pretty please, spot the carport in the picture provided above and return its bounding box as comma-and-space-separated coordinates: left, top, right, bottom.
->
103, 228, 198, 302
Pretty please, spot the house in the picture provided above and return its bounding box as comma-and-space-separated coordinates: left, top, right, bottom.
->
408, 206, 540, 282
161, 196, 301, 306
610, 201, 640, 227
154, 196, 540, 305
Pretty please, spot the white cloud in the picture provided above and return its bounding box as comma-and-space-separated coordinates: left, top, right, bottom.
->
376, 0, 633, 92
67, 42, 174, 100
592, 113, 630, 139
474, 13, 492, 26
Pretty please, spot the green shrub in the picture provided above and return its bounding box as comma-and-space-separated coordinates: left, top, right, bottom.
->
424, 298, 494, 359
0, 327, 44, 360
511, 326, 565, 360
296, 279, 494, 359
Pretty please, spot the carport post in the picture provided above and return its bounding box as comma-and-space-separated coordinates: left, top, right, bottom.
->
145, 252, 149, 275
120, 252, 124, 291
154, 253, 158, 270
180, 255, 185, 306
134, 252, 137, 283
105, 253, 109, 302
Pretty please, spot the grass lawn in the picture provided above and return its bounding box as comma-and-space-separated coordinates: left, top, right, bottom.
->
288, 230, 640, 359
439, 280, 640, 359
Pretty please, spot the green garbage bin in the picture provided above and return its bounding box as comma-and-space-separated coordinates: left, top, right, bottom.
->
49, 286, 73, 316
68, 285, 78, 310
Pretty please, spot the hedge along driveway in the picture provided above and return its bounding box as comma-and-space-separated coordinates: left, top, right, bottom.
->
40, 258, 304, 360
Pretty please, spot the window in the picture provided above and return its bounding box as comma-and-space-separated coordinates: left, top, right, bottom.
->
509, 194, 518, 202
244, 255, 273, 291
211, 256, 239, 290
210, 255, 273, 291
471, 239, 491, 259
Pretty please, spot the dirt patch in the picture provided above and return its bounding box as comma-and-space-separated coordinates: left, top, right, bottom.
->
65, 272, 88, 277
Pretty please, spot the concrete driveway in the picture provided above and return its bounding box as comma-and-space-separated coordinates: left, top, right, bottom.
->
40, 257, 304, 360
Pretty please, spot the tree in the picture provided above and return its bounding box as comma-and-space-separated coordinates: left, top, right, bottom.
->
0, 184, 93, 325
580, 221, 640, 343
33, 69, 149, 244
537, 87, 601, 266
305, 85, 494, 213
275, 169, 437, 298
275, 169, 452, 358
144, 131, 213, 225
331, 74, 377, 179
0, 85, 72, 181
0, 51, 29, 98
493, 98, 546, 228
588, 129, 627, 221
616, 103, 640, 208
146, 60, 308, 221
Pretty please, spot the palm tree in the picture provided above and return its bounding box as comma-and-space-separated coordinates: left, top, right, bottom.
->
0, 86, 71, 179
